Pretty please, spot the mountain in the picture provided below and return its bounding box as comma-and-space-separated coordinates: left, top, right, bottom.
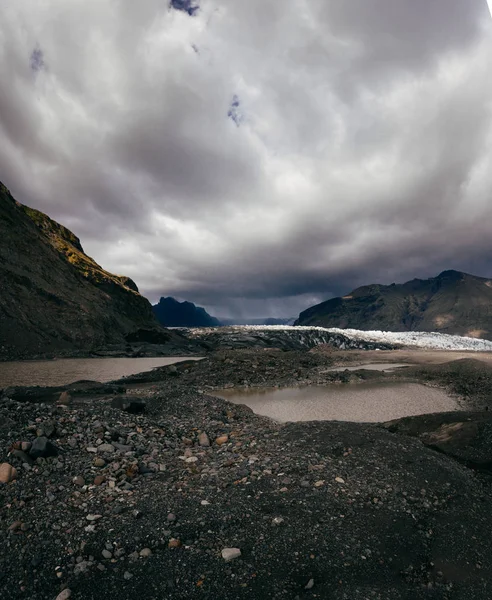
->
153, 297, 221, 328
296, 270, 492, 339
0, 182, 179, 359
220, 317, 296, 326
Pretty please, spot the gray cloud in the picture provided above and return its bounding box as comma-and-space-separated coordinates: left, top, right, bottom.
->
1, 1, 492, 318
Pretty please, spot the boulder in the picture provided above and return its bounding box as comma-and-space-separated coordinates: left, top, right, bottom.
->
29, 437, 59, 459
111, 396, 146, 414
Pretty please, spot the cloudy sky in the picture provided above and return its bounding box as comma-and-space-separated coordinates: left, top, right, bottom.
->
1, 1, 492, 318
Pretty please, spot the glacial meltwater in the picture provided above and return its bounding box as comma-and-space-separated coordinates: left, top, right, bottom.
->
216, 381, 459, 423
0, 357, 202, 387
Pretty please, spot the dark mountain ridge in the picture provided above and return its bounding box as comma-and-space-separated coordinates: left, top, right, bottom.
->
0, 182, 179, 359
153, 297, 221, 328
296, 270, 492, 339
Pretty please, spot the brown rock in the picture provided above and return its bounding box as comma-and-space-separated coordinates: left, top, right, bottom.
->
58, 391, 71, 405
215, 435, 229, 446
168, 538, 182, 548
0, 463, 17, 484
94, 475, 106, 486
8, 521, 22, 532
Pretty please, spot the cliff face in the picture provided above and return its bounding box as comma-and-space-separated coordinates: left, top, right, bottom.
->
296, 270, 492, 340
153, 297, 221, 328
0, 182, 171, 359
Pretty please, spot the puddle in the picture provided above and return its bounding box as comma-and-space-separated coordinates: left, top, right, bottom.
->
0, 357, 203, 387
215, 381, 459, 423
326, 363, 410, 372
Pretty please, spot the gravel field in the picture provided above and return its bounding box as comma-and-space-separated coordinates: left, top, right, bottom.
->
2, 349, 492, 599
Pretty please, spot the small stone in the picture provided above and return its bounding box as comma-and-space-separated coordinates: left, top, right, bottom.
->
102, 549, 112, 559
185, 456, 198, 463
139, 548, 152, 557
314, 480, 325, 487
167, 513, 176, 522
168, 538, 181, 548
21, 442, 31, 452
123, 571, 133, 580
8, 521, 22, 532
0, 463, 17, 484
97, 444, 115, 454
272, 517, 284, 526
56, 590, 72, 600
335, 477, 345, 484
86, 514, 102, 522
36, 421, 56, 438
215, 435, 229, 446
94, 475, 105, 486
201, 500, 210, 506
305, 578, 315, 590
94, 458, 106, 467
222, 548, 241, 562
73, 476, 85, 487
198, 432, 210, 447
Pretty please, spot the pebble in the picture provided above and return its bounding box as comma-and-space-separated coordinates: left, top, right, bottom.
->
167, 513, 176, 522
0, 463, 17, 484
94, 476, 106, 486
98, 444, 115, 453
221, 548, 241, 562
314, 480, 325, 487
123, 571, 133, 580
216, 435, 229, 446
305, 578, 315, 590
55, 590, 71, 600
185, 456, 198, 463
272, 517, 284, 526
335, 477, 345, 484
94, 457, 106, 467
102, 549, 112, 559
139, 548, 152, 557
86, 514, 102, 522
168, 538, 181, 548
73, 476, 85, 487
198, 432, 210, 447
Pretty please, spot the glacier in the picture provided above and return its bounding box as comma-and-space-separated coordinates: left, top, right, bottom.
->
201, 325, 492, 351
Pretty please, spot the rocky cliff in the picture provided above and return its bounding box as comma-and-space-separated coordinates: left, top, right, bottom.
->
0, 182, 179, 359
297, 270, 492, 339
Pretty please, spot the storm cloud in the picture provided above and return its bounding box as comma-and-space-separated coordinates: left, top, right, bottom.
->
1, 0, 492, 318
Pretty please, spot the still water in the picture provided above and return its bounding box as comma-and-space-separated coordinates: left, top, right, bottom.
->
216, 381, 459, 423
0, 357, 202, 387
326, 363, 410, 372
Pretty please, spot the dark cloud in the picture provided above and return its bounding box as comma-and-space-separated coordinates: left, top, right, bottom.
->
170, 0, 199, 17
1, 1, 492, 318
29, 46, 45, 72
228, 95, 242, 126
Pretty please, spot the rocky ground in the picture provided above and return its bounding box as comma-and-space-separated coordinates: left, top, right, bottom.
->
2, 349, 492, 599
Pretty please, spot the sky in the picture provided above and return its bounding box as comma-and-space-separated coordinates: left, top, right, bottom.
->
1, 1, 492, 319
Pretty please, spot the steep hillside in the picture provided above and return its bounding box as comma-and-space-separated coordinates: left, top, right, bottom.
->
296, 270, 492, 339
0, 182, 177, 359
153, 297, 221, 327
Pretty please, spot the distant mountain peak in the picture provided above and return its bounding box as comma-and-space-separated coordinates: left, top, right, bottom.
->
153, 297, 220, 328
